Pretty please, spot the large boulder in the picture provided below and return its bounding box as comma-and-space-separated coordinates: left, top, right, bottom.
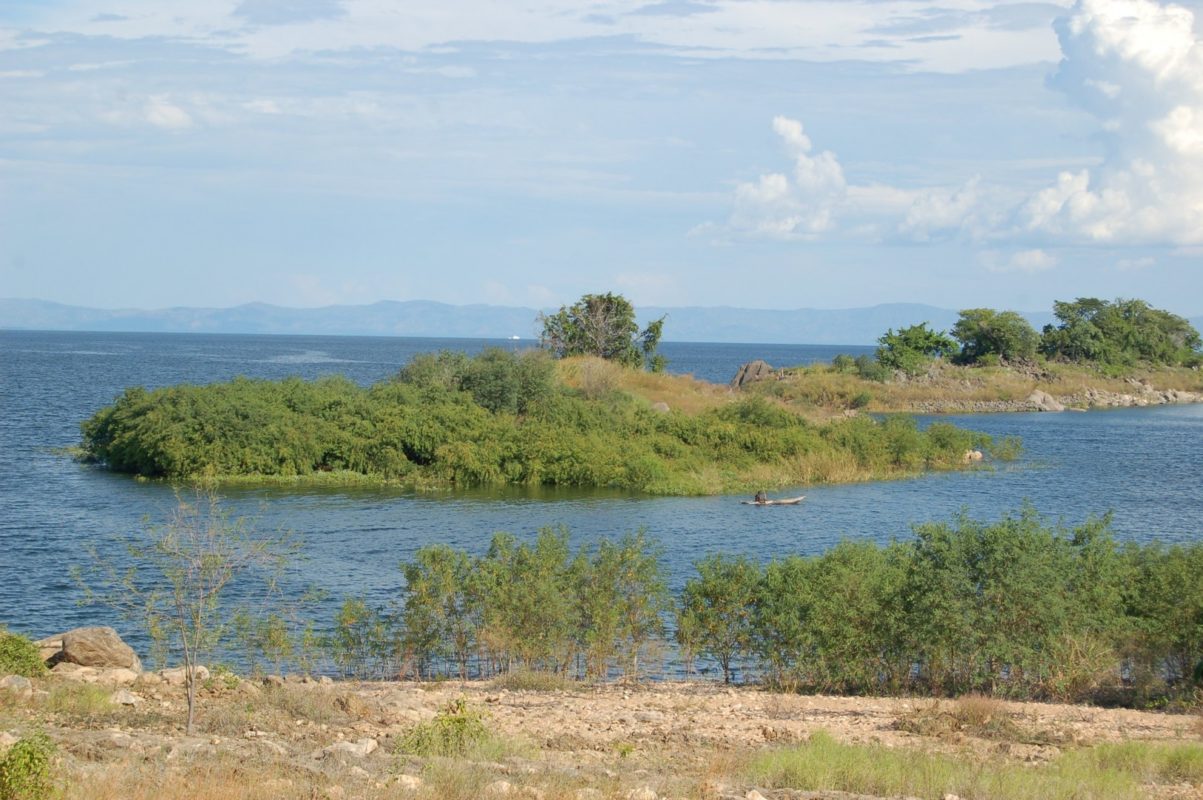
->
730, 360, 775, 389
1027, 389, 1065, 412
57, 627, 142, 672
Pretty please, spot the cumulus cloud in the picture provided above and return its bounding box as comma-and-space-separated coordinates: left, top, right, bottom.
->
723, 0, 1203, 256
727, 117, 987, 242
728, 116, 846, 239
1016, 0, 1203, 245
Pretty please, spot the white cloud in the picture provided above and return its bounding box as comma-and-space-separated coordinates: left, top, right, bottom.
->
980, 248, 1060, 273
900, 179, 984, 241
720, 0, 1203, 251
728, 117, 846, 238
144, 96, 193, 129
1016, 0, 1203, 244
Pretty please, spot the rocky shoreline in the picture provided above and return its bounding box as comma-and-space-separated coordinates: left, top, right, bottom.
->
905, 382, 1203, 415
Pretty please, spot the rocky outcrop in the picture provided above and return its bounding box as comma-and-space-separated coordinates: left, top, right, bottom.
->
731, 360, 775, 389
0, 675, 33, 701
49, 627, 143, 672
1027, 390, 1065, 412
908, 385, 1203, 414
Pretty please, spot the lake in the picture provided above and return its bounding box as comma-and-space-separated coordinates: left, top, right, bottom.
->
2, 329, 1201, 664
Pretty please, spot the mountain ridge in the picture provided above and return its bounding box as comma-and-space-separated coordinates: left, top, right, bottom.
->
3, 297, 1199, 347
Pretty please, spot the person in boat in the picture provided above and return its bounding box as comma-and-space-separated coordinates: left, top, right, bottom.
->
754, 490, 768, 504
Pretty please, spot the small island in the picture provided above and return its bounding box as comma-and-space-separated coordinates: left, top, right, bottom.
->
740, 297, 1203, 415
77, 295, 1201, 494
77, 293, 994, 495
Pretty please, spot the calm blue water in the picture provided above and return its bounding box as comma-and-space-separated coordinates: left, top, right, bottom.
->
2, 330, 1201, 663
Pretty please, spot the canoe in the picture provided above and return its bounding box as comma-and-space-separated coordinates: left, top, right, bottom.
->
741, 495, 806, 506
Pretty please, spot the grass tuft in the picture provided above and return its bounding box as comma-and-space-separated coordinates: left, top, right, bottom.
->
488, 670, 577, 693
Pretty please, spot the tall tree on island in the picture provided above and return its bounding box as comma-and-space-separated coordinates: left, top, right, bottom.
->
538, 292, 666, 371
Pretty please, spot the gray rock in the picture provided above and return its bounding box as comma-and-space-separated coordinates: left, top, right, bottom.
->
60, 626, 142, 671
112, 688, 144, 706
485, 780, 515, 797
730, 360, 775, 389
1027, 390, 1065, 412
160, 665, 209, 686
0, 675, 33, 702
317, 738, 378, 759
394, 774, 423, 791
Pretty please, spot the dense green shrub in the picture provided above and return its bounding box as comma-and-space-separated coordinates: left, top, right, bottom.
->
80, 351, 984, 494
0, 732, 55, 800
854, 354, 889, 382
0, 629, 45, 678
396, 698, 490, 757
326, 512, 1203, 704
876, 323, 957, 376
1041, 298, 1201, 367
952, 309, 1040, 365
678, 554, 761, 683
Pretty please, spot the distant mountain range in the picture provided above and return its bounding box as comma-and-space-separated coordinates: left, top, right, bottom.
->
3, 297, 1200, 346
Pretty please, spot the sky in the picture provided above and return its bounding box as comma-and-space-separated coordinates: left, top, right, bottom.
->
1, 0, 1201, 315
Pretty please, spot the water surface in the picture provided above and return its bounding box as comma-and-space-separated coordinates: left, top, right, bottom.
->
2, 330, 1200, 654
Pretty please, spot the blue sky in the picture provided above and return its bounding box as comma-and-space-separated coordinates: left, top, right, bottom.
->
1, 0, 1201, 315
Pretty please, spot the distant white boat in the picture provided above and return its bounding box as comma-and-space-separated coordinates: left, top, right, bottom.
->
509, 335, 521, 340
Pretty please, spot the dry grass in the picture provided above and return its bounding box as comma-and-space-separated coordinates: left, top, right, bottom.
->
895, 695, 1070, 746
42, 682, 117, 724
488, 670, 578, 693
556, 357, 732, 416
200, 682, 364, 737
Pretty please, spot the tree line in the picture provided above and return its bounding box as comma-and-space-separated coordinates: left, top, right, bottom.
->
875, 298, 1202, 376
314, 509, 1203, 705
57, 494, 1203, 729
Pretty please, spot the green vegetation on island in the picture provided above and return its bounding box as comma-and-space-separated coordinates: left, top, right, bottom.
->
80, 297, 996, 492
765, 297, 1203, 413
877, 297, 1201, 376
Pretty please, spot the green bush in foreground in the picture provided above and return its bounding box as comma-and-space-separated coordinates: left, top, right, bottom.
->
0, 732, 56, 800
397, 698, 490, 757
0, 629, 45, 678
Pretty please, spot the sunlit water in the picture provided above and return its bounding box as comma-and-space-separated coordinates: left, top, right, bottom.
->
2, 330, 1201, 669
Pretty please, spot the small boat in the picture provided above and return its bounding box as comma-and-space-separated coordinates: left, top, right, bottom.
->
741, 495, 806, 506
